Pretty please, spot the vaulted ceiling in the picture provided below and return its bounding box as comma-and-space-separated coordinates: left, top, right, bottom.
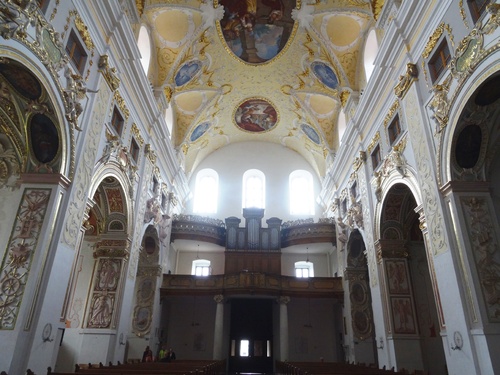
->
138, 0, 382, 178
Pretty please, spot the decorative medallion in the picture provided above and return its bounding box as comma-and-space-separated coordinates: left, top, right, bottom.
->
218, 0, 297, 64
175, 60, 202, 87
190, 121, 211, 142
234, 98, 278, 132
311, 61, 339, 90
300, 123, 320, 144
0, 60, 42, 100
29, 114, 60, 164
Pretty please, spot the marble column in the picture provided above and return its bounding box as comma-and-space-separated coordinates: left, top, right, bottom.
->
278, 296, 290, 361
213, 294, 224, 360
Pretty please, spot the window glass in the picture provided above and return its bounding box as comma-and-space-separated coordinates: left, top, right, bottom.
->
193, 169, 218, 214
138, 25, 151, 75
364, 29, 378, 83
289, 170, 314, 215
242, 169, 265, 209
295, 261, 314, 278
191, 259, 210, 276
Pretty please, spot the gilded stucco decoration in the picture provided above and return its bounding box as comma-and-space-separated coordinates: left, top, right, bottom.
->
462, 197, 500, 322
394, 63, 418, 99
98, 55, 121, 92
0, 188, 51, 330
139, 0, 374, 177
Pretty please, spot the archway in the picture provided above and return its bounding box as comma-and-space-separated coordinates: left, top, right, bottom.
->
57, 176, 130, 371
345, 230, 376, 365
377, 184, 445, 374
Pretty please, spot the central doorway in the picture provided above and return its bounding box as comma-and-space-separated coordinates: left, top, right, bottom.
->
229, 298, 273, 374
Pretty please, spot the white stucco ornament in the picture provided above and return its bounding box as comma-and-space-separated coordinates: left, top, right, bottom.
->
201, 2, 225, 29
292, 4, 314, 29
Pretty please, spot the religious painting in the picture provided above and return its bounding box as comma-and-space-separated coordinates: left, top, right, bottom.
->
311, 61, 339, 90
300, 123, 320, 144
190, 121, 211, 142
234, 98, 278, 132
88, 293, 114, 328
219, 0, 297, 64
29, 113, 59, 164
105, 188, 124, 213
96, 258, 121, 292
391, 297, 417, 334
175, 59, 202, 87
386, 259, 410, 294
0, 59, 42, 99
133, 305, 152, 333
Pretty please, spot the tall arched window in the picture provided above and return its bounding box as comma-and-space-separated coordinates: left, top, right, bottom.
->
193, 168, 218, 214
289, 170, 314, 215
138, 25, 151, 75
363, 29, 379, 84
242, 169, 265, 209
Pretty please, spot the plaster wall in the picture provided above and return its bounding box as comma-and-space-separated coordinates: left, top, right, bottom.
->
186, 141, 323, 222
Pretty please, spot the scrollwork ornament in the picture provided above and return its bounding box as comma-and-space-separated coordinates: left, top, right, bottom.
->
428, 78, 451, 134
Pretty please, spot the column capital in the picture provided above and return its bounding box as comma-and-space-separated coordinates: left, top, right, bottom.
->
277, 296, 290, 305
214, 294, 224, 303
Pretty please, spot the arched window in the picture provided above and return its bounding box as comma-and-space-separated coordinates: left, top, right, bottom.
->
138, 25, 151, 75
289, 170, 314, 215
363, 29, 379, 84
295, 261, 314, 278
193, 169, 218, 214
242, 169, 265, 209
192, 259, 211, 276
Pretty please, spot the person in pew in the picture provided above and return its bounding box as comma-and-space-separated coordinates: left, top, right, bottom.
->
142, 345, 153, 362
158, 345, 167, 362
166, 347, 176, 361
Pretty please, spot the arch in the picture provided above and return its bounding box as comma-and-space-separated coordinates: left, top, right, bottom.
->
440, 55, 500, 184
376, 183, 445, 373
0, 53, 72, 179
373, 169, 423, 241
88, 162, 134, 235
138, 25, 152, 76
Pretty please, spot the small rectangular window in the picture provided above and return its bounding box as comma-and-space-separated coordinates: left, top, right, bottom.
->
388, 115, 401, 145
130, 138, 140, 162
111, 107, 124, 135
428, 39, 451, 83
468, 0, 489, 23
371, 144, 381, 171
350, 181, 358, 199
66, 30, 87, 74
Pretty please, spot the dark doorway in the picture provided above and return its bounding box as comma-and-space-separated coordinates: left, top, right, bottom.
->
229, 298, 273, 374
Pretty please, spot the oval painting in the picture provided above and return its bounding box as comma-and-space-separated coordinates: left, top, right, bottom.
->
29, 113, 59, 164
311, 61, 339, 90
219, 0, 297, 64
0, 59, 42, 100
235, 98, 278, 132
175, 60, 202, 87
190, 121, 211, 142
300, 123, 320, 144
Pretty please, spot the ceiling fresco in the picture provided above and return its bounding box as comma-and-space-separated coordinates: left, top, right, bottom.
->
140, 0, 380, 177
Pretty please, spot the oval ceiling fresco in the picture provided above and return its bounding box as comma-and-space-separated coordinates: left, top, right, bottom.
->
234, 98, 278, 133
218, 0, 297, 64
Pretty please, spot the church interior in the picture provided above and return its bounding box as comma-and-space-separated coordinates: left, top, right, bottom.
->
0, 0, 500, 374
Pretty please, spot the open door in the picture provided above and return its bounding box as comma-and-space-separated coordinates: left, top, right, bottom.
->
229, 298, 273, 374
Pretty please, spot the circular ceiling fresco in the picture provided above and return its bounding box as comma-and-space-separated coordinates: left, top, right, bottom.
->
234, 98, 278, 133
218, 0, 297, 64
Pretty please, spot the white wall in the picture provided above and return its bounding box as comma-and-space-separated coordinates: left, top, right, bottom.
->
186, 141, 323, 223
